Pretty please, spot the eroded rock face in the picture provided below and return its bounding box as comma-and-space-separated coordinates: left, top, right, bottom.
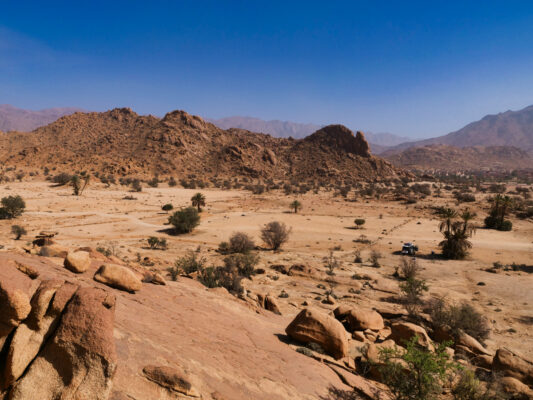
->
64, 251, 91, 273
0, 262, 37, 352
9, 287, 118, 400
143, 365, 200, 397
3, 280, 78, 387
286, 308, 348, 359
94, 264, 142, 293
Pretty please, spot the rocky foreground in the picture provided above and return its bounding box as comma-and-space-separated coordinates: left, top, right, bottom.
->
1, 239, 533, 399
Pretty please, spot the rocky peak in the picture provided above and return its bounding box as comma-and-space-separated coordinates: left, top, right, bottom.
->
304, 125, 371, 157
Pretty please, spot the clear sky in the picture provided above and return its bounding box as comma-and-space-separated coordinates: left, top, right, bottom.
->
1, 1, 533, 138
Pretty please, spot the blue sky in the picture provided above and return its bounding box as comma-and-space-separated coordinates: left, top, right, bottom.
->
1, 1, 533, 138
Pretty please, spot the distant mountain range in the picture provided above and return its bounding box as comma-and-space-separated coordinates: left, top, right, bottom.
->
207, 116, 412, 152
0, 104, 83, 132
389, 104, 533, 152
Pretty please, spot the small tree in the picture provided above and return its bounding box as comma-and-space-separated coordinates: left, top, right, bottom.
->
168, 207, 200, 234
400, 276, 429, 317
131, 179, 142, 192
191, 193, 206, 212
260, 221, 291, 250
223, 253, 260, 278
369, 250, 381, 268
324, 250, 340, 275
228, 232, 255, 254
0, 195, 26, 219
11, 225, 26, 240
379, 337, 456, 400
354, 218, 366, 229
168, 177, 177, 187
290, 200, 302, 213
168, 251, 206, 279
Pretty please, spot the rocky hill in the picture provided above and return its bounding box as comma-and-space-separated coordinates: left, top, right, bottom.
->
0, 108, 407, 181
383, 144, 533, 172
393, 104, 533, 152
0, 104, 82, 132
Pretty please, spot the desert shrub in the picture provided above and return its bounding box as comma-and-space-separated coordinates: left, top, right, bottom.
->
400, 277, 428, 317
168, 207, 200, 234
260, 221, 291, 250
223, 252, 260, 278
217, 241, 230, 254
162, 203, 173, 212
147, 236, 167, 250
354, 234, 371, 244
147, 176, 159, 187
168, 176, 177, 187
427, 298, 490, 342
452, 369, 509, 400
488, 184, 506, 194
228, 232, 255, 254
0, 195, 26, 219
411, 183, 432, 196
168, 252, 206, 279
199, 265, 243, 293
324, 251, 340, 275
369, 250, 381, 268
354, 218, 365, 228
456, 192, 476, 203
52, 172, 72, 186
398, 258, 420, 280
131, 179, 142, 192
379, 337, 456, 400
405, 196, 418, 204
353, 249, 362, 263
11, 225, 26, 240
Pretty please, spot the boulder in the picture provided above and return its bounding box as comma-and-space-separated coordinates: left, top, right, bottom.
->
264, 295, 281, 315
94, 264, 142, 293
499, 376, 533, 397
456, 331, 491, 356
346, 309, 384, 332
64, 251, 91, 273
4, 280, 78, 386
286, 308, 348, 359
0, 261, 37, 352
39, 244, 69, 258
492, 348, 533, 385
389, 322, 433, 350
9, 287, 118, 400
143, 365, 200, 397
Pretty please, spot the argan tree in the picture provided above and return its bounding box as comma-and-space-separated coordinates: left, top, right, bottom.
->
11, 225, 27, 240
260, 221, 291, 251
0, 195, 26, 219
168, 207, 200, 234
191, 192, 206, 212
289, 200, 302, 213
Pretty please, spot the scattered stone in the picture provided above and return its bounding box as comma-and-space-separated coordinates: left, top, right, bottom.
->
39, 244, 69, 258
499, 376, 533, 397
14, 261, 39, 279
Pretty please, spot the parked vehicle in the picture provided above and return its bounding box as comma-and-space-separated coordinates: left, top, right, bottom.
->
401, 242, 418, 255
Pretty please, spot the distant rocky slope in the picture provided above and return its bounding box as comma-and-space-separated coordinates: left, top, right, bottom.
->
0, 104, 82, 132
383, 144, 533, 172
392, 104, 533, 152
0, 108, 407, 181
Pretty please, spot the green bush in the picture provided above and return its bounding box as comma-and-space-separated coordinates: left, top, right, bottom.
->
11, 225, 27, 240
379, 337, 456, 400
168, 252, 206, 279
0, 195, 26, 219
147, 236, 167, 250
162, 203, 174, 212
168, 207, 200, 234
223, 253, 259, 278
354, 218, 366, 228
227, 232, 255, 254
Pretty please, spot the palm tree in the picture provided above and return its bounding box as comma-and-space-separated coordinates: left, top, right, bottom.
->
498, 195, 513, 226
290, 200, 302, 213
439, 208, 476, 260
191, 193, 206, 212
438, 207, 458, 236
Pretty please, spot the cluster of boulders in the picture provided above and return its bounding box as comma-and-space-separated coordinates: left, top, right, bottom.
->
0, 260, 117, 399
285, 306, 533, 398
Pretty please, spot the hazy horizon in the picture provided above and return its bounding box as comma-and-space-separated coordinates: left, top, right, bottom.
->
1, 1, 533, 138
